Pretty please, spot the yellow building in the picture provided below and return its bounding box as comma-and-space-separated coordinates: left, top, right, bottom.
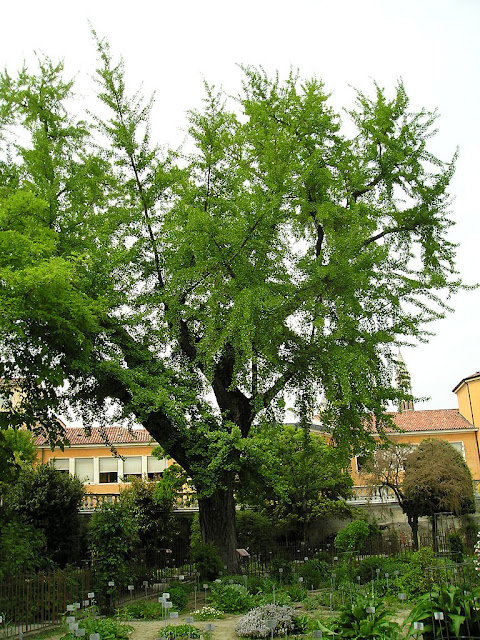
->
35, 426, 169, 499
352, 370, 480, 487
33, 370, 480, 509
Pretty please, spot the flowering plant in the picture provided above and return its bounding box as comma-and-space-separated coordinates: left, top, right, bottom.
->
235, 604, 295, 638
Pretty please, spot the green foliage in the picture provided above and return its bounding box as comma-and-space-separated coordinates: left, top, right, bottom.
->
161, 624, 200, 640
167, 580, 192, 612
334, 520, 370, 553
0, 42, 463, 565
210, 583, 254, 613
118, 474, 182, 554
298, 557, 331, 588
7, 463, 85, 566
396, 547, 436, 597
236, 510, 276, 549
190, 541, 223, 581
121, 599, 164, 620
405, 584, 480, 639
447, 532, 465, 562
60, 610, 133, 640
0, 427, 36, 493
89, 501, 137, 613
239, 425, 353, 541
268, 557, 294, 584
0, 518, 47, 579
319, 597, 401, 639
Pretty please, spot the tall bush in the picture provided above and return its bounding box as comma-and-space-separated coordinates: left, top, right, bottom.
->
89, 500, 137, 613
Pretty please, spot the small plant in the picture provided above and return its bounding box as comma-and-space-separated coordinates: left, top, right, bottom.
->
298, 557, 331, 588
405, 584, 480, 639
210, 582, 254, 613
447, 532, 465, 562
168, 580, 191, 611
161, 624, 200, 639
334, 520, 370, 554
190, 541, 223, 581
121, 599, 164, 619
60, 610, 133, 639
268, 557, 293, 584
235, 604, 296, 638
318, 597, 401, 640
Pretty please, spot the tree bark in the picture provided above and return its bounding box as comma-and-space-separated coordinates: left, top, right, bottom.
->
197, 480, 238, 572
408, 513, 419, 550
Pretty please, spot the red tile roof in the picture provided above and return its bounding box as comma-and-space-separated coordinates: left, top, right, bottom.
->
385, 409, 474, 433
34, 426, 156, 447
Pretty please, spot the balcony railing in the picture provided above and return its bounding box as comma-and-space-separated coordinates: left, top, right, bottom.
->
79, 480, 480, 513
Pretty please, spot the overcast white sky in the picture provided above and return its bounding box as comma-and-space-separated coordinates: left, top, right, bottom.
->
1, 0, 479, 412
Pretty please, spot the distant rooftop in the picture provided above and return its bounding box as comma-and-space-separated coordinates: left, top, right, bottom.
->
386, 408, 474, 432
34, 426, 155, 447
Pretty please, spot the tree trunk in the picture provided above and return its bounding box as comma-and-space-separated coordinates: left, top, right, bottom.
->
408, 514, 419, 550
198, 481, 238, 572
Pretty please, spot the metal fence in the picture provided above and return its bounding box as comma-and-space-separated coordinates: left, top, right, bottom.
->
0, 567, 91, 638
1, 534, 477, 638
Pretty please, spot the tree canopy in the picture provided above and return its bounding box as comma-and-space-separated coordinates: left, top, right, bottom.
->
238, 424, 353, 542
0, 35, 461, 566
366, 439, 475, 548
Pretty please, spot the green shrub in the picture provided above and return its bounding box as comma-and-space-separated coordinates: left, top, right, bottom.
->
190, 541, 223, 581
405, 584, 480, 639
319, 596, 401, 639
161, 624, 200, 639
334, 520, 370, 553
236, 511, 276, 549
298, 557, 331, 588
210, 583, 254, 613
268, 557, 293, 584
60, 611, 133, 639
168, 580, 191, 612
447, 532, 465, 562
121, 599, 164, 619
285, 583, 307, 602
397, 547, 436, 597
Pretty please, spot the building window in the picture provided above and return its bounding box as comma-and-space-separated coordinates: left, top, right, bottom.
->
51, 458, 70, 474
123, 456, 142, 480
75, 458, 94, 483
147, 455, 166, 479
356, 455, 371, 474
99, 457, 118, 483
450, 441, 465, 458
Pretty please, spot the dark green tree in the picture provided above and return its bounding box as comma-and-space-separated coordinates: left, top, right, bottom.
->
0, 38, 462, 568
238, 425, 353, 543
403, 439, 475, 549
8, 463, 86, 565
366, 439, 474, 549
118, 463, 187, 556
0, 427, 37, 497
89, 500, 137, 614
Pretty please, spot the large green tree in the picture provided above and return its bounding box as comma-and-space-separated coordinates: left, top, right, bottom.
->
238, 424, 353, 543
0, 37, 461, 567
7, 463, 86, 565
366, 439, 475, 549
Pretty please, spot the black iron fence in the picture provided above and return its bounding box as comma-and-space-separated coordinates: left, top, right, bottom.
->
1, 533, 477, 637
